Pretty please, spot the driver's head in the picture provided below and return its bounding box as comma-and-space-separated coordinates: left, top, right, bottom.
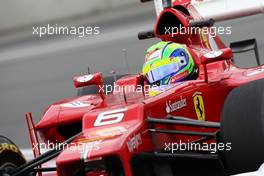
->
142, 41, 195, 86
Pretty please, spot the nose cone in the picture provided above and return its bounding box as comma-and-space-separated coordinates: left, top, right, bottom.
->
36, 95, 102, 130
35, 105, 60, 129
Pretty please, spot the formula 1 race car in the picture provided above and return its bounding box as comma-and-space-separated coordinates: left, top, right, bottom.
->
1, 0, 264, 176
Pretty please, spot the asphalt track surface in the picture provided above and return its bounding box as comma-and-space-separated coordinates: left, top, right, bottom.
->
0, 9, 264, 151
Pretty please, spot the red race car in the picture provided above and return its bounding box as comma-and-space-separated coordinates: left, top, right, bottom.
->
1, 0, 264, 176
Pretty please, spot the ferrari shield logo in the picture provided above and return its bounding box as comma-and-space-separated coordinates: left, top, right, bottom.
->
193, 92, 205, 121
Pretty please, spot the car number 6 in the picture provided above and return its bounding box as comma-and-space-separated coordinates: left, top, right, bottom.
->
94, 108, 127, 126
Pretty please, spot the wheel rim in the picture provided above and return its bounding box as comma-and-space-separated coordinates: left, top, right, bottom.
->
0, 162, 17, 176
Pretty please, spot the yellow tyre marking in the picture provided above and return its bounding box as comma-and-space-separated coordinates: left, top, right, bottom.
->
0, 143, 19, 154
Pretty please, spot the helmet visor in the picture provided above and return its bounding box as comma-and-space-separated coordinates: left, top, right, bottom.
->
146, 62, 179, 83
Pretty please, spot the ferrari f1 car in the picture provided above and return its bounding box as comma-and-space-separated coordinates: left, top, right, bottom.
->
1, 0, 264, 176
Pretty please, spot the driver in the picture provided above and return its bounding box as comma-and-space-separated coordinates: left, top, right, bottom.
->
142, 41, 196, 96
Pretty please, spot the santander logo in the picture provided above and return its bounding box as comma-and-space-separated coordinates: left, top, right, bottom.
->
166, 97, 187, 113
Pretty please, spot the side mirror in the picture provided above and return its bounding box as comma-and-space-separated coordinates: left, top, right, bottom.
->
201, 48, 233, 83
73, 72, 105, 99
201, 48, 233, 65
73, 72, 103, 88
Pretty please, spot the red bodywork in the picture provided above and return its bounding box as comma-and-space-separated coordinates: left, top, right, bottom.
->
29, 1, 264, 176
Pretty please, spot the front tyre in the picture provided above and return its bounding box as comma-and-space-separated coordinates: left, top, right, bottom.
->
0, 136, 28, 176
220, 79, 264, 175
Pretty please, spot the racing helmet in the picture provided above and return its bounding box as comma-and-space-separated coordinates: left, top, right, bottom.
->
142, 41, 195, 86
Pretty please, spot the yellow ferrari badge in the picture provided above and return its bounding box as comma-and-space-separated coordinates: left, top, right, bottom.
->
193, 92, 205, 121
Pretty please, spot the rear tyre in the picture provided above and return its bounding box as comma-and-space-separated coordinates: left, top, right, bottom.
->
0, 136, 28, 176
220, 79, 264, 175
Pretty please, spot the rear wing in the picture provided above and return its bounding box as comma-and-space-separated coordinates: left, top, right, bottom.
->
141, 0, 264, 21
192, 0, 264, 22
139, 0, 264, 40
